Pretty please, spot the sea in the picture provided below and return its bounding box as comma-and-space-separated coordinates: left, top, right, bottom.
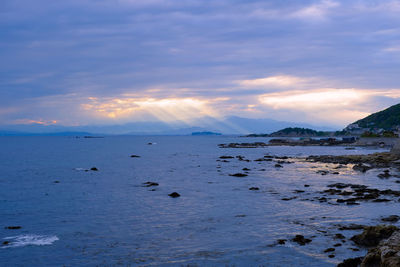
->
0, 136, 398, 266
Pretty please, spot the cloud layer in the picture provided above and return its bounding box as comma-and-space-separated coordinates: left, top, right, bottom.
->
1, 0, 400, 129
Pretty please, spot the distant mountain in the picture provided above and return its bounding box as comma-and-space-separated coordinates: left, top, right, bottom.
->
351, 103, 400, 130
0, 116, 336, 136
191, 131, 222, 136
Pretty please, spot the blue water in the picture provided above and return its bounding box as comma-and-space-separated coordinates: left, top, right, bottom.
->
0, 136, 398, 266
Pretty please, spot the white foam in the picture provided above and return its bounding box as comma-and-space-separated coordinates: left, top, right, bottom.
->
2, 234, 59, 248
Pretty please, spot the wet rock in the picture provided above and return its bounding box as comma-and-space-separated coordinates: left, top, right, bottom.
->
381, 215, 400, 223
130, 155, 141, 158
281, 197, 297, 201
143, 182, 159, 187
242, 168, 250, 171
5, 226, 21, 230
219, 156, 234, 159
378, 170, 392, 179
353, 164, 372, 173
53, 180, 60, 183
328, 254, 335, 258
324, 248, 335, 253
2, 241, 9, 246
168, 192, 180, 198
335, 233, 346, 239
277, 239, 287, 245
294, 190, 305, 193
274, 164, 283, 168
334, 243, 342, 247
351, 225, 398, 247
235, 214, 246, 217
361, 230, 400, 267
90, 167, 98, 171
337, 257, 363, 267
292, 235, 312, 245
229, 173, 248, 177
317, 170, 329, 175
332, 172, 340, 175
338, 224, 365, 231
249, 187, 259, 191
304, 184, 310, 187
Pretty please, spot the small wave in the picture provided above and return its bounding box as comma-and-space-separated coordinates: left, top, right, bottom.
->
2, 234, 59, 248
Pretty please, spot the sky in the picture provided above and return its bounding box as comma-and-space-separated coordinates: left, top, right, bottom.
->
1, 0, 400, 130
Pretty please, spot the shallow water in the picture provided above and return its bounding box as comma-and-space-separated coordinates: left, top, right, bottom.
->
0, 136, 398, 266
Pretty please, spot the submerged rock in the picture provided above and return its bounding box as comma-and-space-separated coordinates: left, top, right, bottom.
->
277, 239, 287, 245
292, 235, 312, 245
351, 225, 398, 247
249, 187, 259, 191
381, 215, 400, 223
229, 173, 248, 177
168, 192, 180, 198
130, 155, 141, 158
143, 182, 159, 187
90, 167, 98, 171
5, 226, 21, 230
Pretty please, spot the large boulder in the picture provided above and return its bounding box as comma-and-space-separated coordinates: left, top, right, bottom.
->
351, 225, 398, 247
361, 230, 400, 267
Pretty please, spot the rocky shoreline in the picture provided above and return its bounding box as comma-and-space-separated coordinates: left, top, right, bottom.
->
217, 141, 400, 266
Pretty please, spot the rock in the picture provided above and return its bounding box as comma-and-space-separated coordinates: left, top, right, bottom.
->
281, 197, 297, 201
5, 226, 21, 230
53, 180, 60, 183
353, 164, 372, 173
337, 257, 363, 267
351, 225, 398, 247
229, 173, 248, 177
249, 187, 259, 191
219, 156, 234, 159
381, 215, 400, 223
328, 254, 335, 258
277, 239, 287, 245
130, 155, 141, 158
317, 170, 329, 175
378, 171, 392, 179
143, 182, 159, 187
304, 184, 310, 187
90, 167, 98, 171
338, 224, 365, 231
334, 243, 342, 247
335, 233, 346, 239
275, 164, 283, 168
168, 192, 180, 198
292, 235, 312, 245
361, 230, 400, 267
2, 241, 9, 246
324, 248, 335, 253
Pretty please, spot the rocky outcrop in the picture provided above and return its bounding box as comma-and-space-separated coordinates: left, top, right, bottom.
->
361, 230, 400, 267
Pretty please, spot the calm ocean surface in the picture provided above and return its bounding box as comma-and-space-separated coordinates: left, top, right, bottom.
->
0, 136, 398, 266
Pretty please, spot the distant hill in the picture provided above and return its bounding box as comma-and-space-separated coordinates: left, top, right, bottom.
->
267, 127, 329, 137
0, 116, 335, 135
352, 103, 400, 130
191, 131, 222, 136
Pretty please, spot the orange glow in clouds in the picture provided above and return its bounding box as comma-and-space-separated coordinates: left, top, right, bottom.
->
82, 97, 218, 123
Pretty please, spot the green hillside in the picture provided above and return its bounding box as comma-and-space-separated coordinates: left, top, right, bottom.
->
354, 103, 400, 130
269, 127, 328, 137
